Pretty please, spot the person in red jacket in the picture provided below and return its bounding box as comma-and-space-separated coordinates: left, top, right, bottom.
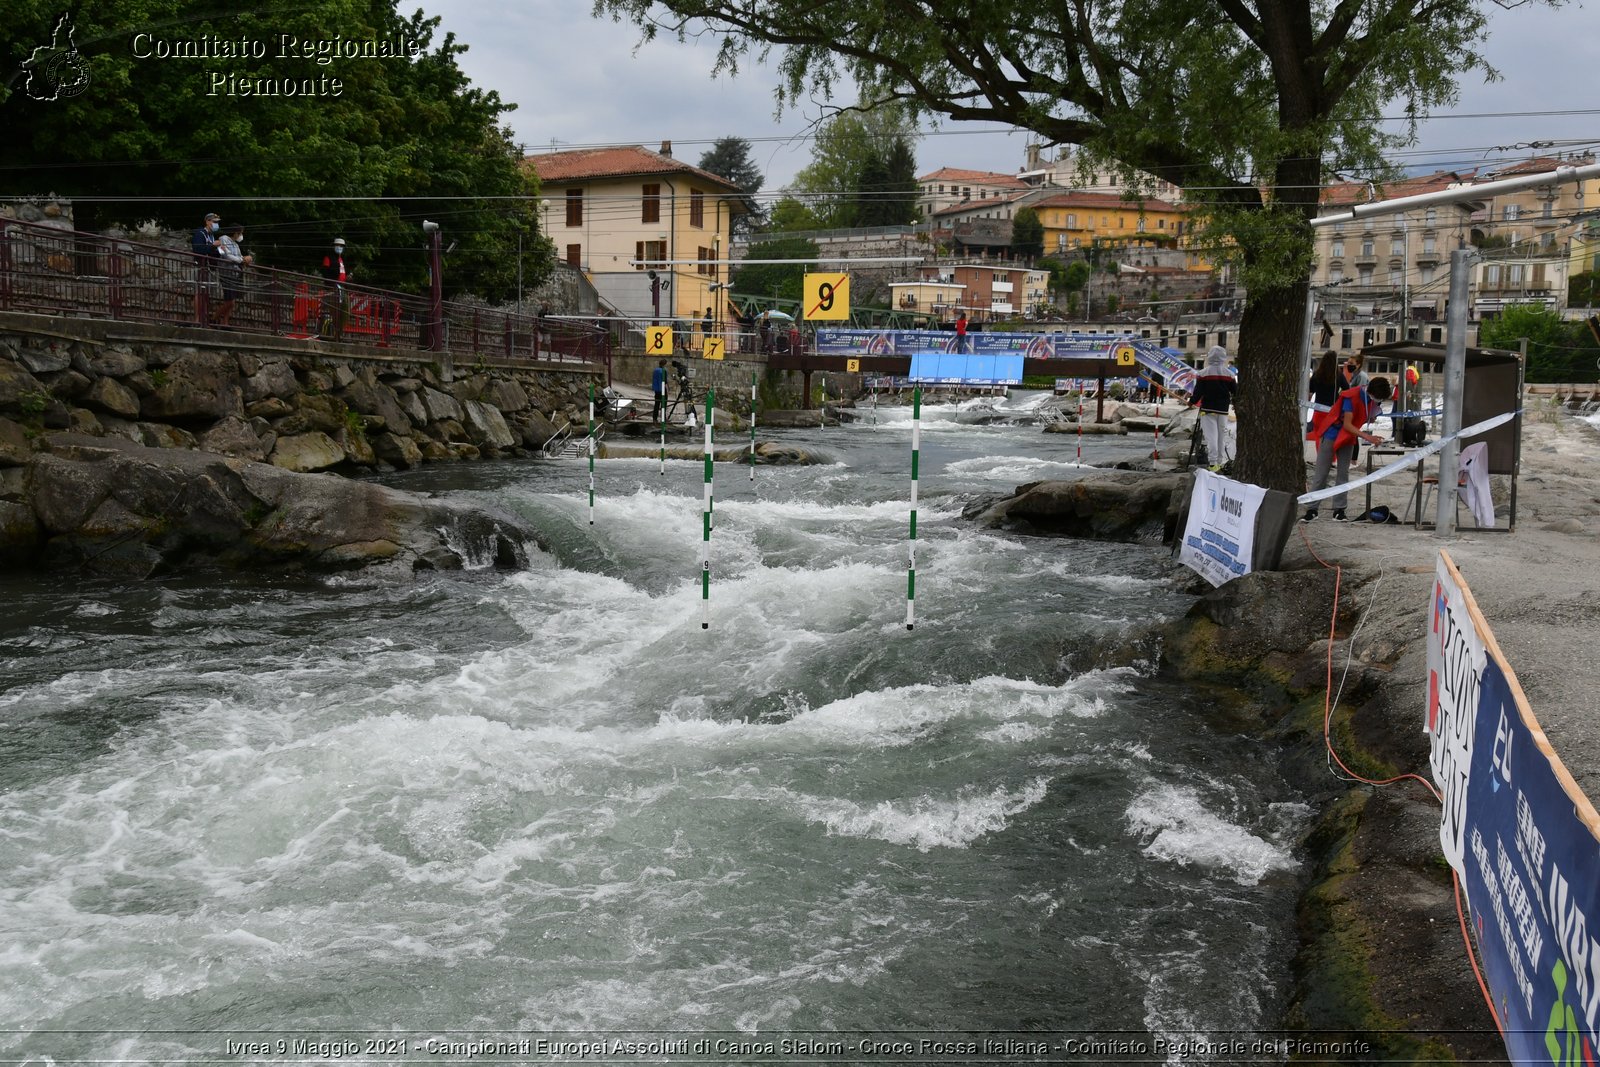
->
954, 311, 968, 352
1304, 375, 1393, 521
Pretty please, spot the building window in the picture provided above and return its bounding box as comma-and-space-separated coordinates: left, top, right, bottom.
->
565, 243, 581, 267
696, 246, 715, 276
1359, 267, 1373, 286
565, 189, 583, 227
1158, 219, 1166, 229
1361, 239, 1374, 257
1543, 200, 1554, 219
1330, 268, 1343, 283
642, 183, 661, 224
1484, 264, 1501, 286
1137, 218, 1146, 232
1421, 266, 1435, 284
1423, 236, 1436, 254
1503, 204, 1520, 221
1508, 264, 1524, 284
689, 188, 705, 228
1331, 241, 1344, 258
634, 240, 665, 270
1391, 239, 1404, 256
1067, 213, 1077, 229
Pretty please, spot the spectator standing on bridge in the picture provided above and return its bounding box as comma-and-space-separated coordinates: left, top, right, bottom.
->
191, 212, 221, 325
788, 322, 801, 357
758, 312, 773, 356
702, 306, 714, 351
319, 237, 351, 340
1189, 345, 1237, 470
214, 222, 251, 329
955, 311, 969, 353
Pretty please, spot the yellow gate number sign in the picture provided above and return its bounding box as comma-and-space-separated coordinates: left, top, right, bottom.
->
846, 358, 860, 372
803, 273, 851, 321
646, 326, 673, 355
704, 337, 725, 361
1114, 344, 1137, 367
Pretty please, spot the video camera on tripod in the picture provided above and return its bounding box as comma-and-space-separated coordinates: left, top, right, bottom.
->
670, 359, 689, 385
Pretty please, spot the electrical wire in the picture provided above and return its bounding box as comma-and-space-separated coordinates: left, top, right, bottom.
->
1293, 523, 1505, 1040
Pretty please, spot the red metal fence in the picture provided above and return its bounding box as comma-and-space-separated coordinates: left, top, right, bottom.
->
0, 217, 609, 368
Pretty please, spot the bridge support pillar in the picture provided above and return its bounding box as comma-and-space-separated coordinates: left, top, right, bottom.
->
801, 369, 812, 410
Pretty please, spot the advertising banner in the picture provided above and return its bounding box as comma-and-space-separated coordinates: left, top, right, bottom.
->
1426, 552, 1600, 1064
1178, 470, 1267, 586
812, 329, 894, 355
907, 353, 1024, 385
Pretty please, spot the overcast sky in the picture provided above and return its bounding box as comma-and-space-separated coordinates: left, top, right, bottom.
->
419, 0, 1599, 194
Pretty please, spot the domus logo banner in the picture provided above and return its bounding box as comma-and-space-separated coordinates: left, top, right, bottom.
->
1178, 469, 1265, 586
1426, 551, 1600, 1064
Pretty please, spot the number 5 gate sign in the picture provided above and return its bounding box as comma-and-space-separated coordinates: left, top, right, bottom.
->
804, 273, 850, 321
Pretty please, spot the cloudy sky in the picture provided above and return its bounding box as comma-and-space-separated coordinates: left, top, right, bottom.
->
419, 0, 1599, 193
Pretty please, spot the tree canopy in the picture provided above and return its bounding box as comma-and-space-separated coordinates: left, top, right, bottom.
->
730, 235, 817, 303
1012, 207, 1044, 260
1479, 305, 1599, 383
787, 104, 918, 230
698, 136, 765, 233
597, 0, 1507, 491
3, 0, 546, 299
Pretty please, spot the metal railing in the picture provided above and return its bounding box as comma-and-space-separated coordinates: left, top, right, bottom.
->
0, 217, 610, 368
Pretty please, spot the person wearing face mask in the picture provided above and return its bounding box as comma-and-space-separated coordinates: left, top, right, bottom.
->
214, 222, 252, 328
191, 212, 221, 324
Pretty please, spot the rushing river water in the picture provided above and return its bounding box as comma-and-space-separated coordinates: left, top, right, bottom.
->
0, 392, 1311, 1064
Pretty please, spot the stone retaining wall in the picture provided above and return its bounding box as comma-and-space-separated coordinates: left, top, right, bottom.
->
609, 350, 863, 410
0, 312, 602, 476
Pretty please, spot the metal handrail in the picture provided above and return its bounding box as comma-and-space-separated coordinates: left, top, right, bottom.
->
0, 217, 610, 365
541, 420, 573, 459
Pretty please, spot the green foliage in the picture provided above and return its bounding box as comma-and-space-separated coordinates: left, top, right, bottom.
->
344, 408, 367, 440
1012, 207, 1044, 259
731, 236, 817, 303
766, 197, 822, 233
788, 104, 919, 229
1104, 294, 1120, 316
698, 136, 765, 233
1479, 304, 1599, 383
18, 390, 50, 415
2, 0, 546, 301
149, 369, 167, 389
1570, 270, 1600, 308
1064, 260, 1091, 293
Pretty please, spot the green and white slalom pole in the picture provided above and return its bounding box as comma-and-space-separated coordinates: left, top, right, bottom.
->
587, 383, 596, 525
906, 386, 921, 631
820, 373, 828, 430
749, 372, 757, 481
701, 388, 715, 629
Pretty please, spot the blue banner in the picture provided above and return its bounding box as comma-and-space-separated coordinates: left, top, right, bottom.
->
1429, 555, 1600, 1064
907, 352, 1024, 385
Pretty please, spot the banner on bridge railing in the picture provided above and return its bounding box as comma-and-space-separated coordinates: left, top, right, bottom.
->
1427, 551, 1600, 1064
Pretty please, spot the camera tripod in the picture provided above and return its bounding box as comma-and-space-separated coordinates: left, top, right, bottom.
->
660, 370, 703, 425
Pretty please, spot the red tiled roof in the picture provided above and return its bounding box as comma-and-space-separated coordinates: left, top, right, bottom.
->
930, 191, 1032, 218
918, 167, 1029, 188
1319, 169, 1476, 207
1031, 191, 1183, 213
1490, 155, 1593, 178
523, 146, 746, 193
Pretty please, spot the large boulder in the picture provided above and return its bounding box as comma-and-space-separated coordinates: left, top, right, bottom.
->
84, 377, 142, 420
140, 351, 244, 422
0, 360, 47, 412
87, 348, 147, 379
271, 432, 345, 472
461, 400, 516, 450
15, 344, 71, 374
371, 431, 422, 469
0, 418, 33, 467
242, 359, 299, 403
6, 434, 542, 577
420, 386, 463, 423
969, 471, 1186, 542
340, 378, 413, 436
483, 377, 531, 412
199, 415, 271, 461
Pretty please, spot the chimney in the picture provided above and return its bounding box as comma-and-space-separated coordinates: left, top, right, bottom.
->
660, 140, 672, 158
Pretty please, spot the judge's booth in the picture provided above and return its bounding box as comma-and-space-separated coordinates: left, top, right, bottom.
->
1357, 340, 1523, 531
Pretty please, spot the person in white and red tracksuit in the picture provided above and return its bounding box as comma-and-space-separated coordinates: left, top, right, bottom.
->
318, 237, 351, 340
1188, 345, 1237, 470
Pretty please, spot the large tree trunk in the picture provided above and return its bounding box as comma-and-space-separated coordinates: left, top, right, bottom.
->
1233, 276, 1310, 494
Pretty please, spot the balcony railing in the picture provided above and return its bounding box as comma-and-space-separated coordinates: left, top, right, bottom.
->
0, 217, 609, 367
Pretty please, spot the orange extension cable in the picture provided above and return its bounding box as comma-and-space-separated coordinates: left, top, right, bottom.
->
1296, 523, 1505, 1040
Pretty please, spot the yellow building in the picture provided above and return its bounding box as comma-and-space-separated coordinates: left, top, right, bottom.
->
524, 143, 748, 325
1032, 192, 1192, 260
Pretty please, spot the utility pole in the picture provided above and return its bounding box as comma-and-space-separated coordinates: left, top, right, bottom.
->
423, 220, 443, 352
1435, 247, 1473, 537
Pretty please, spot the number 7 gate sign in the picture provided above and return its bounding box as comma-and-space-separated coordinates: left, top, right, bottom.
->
804, 273, 850, 321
